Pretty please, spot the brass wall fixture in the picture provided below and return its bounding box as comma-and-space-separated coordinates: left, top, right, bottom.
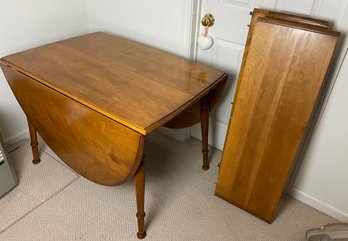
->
201, 13, 215, 27
198, 13, 215, 50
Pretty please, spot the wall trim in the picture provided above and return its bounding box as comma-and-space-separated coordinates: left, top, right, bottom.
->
158, 127, 191, 142
4, 128, 29, 147
191, 118, 228, 150
291, 188, 348, 222
189, 0, 202, 61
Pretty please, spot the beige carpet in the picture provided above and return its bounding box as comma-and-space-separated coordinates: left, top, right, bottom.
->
0, 131, 336, 241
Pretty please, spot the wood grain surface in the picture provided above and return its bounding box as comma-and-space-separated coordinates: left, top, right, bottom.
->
0, 32, 228, 238
215, 17, 339, 222
163, 78, 226, 129
1, 32, 227, 135
0, 32, 227, 186
235, 8, 330, 108
2, 66, 144, 186
252, 8, 329, 28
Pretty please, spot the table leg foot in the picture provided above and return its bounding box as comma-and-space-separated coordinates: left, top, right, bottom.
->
136, 213, 147, 239
135, 158, 146, 239
202, 163, 209, 170
137, 232, 147, 239
200, 100, 210, 170
27, 118, 40, 164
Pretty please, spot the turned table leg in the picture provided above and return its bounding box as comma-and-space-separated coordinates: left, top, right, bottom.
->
200, 99, 210, 170
27, 118, 40, 164
135, 157, 146, 239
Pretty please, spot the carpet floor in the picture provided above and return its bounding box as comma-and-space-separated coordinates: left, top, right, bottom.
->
0, 131, 336, 240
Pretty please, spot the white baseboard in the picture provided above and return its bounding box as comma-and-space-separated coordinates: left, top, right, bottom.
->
158, 127, 191, 142
190, 119, 228, 150
291, 188, 348, 222
4, 129, 29, 146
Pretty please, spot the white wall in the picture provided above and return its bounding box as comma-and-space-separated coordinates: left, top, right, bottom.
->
0, 0, 90, 144
292, 50, 348, 221
284, 1, 348, 221
86, 0, 194, 58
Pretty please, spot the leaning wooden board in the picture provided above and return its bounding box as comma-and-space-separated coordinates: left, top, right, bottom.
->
215, 13, 340, 222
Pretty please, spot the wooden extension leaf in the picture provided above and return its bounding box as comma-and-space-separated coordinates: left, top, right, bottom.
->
215, 9, 340, 223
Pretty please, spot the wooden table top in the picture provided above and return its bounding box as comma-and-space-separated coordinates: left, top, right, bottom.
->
1, 32, 226, 135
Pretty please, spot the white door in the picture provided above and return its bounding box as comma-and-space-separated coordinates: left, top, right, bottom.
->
190, 0, 348, 150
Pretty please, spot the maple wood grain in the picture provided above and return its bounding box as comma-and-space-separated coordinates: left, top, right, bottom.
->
27, 118, 40, 164
2, 66, 145, 186
235, 9, 330, 110
135, 158, 146, 239
2, 32, 226, 135
0, 32, 227, 238
163, 78, 226, 129
215, 17, 339, 222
